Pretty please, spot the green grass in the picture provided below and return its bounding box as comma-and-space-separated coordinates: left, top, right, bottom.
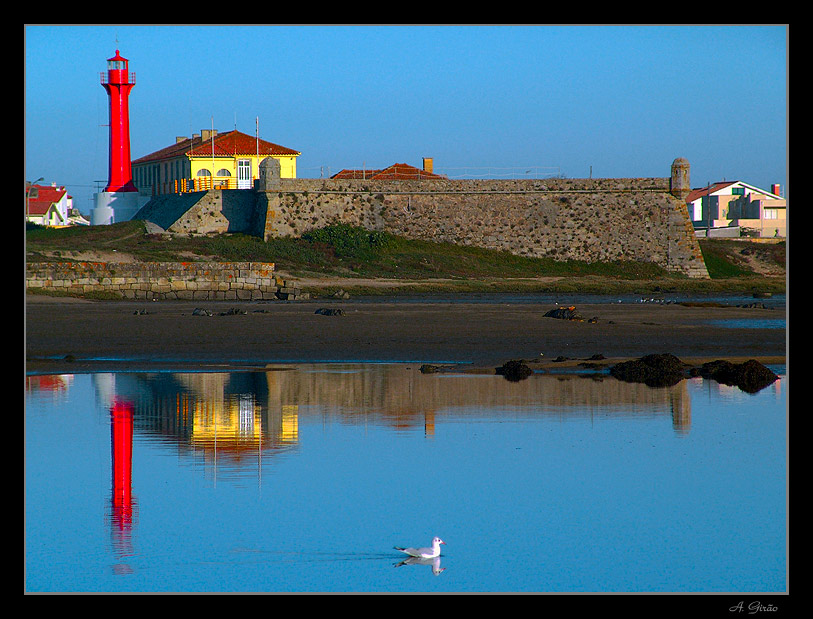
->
26, 222, 785, 295
698, 239, 785, 279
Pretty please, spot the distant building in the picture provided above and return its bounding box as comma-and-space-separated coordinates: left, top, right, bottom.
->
132, 129, 300, 197
686, 181, 786, 238
331, 159, 445, 180
25, 183, 74, 227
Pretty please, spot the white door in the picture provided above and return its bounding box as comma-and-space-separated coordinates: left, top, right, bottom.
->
237, 159, 252, 189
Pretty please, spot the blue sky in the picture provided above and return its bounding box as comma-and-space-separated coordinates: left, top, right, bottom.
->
25, 25, 787, 215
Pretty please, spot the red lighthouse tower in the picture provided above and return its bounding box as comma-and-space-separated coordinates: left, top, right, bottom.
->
101, 50, 137, 193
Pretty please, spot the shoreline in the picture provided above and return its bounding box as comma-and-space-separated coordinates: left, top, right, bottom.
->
25, 293, 786, 376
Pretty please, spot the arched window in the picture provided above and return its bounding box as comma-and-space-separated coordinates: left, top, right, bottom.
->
216, 169, 232, 177
196, 169, 211, 177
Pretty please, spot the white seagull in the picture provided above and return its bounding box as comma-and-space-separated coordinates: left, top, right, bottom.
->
394, 536, 446, 559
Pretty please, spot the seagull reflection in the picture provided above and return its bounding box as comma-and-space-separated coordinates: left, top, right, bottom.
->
394, 555, 446, 575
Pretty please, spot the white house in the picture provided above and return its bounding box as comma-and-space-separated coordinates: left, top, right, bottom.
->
686, 181, 786, 238
25, 183, 74, 226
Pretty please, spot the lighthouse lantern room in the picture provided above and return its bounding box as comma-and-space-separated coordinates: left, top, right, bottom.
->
91, 49, 146, 225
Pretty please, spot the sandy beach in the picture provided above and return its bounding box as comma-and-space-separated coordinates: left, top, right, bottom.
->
25, 293, 786, 375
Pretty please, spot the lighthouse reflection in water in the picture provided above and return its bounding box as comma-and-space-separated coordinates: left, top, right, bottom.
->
109, 398, 135, 574
25, 364, 786, 593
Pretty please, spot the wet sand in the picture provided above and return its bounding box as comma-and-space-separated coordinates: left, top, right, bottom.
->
25, 294, 786, 374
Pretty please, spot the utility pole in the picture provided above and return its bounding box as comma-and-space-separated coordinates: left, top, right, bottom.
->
706, 182, 712, 237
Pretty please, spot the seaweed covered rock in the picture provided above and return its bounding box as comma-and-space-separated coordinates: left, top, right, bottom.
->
544, 306, 582, 320
609, 353, 687, 388
496, 359, 534, 382
695, 359, 778, 394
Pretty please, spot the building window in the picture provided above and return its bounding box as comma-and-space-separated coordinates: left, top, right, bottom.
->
764, 209, 778, 220
197, 169, 212, 177
216, 169, 232, 177
732, 187, 745, 196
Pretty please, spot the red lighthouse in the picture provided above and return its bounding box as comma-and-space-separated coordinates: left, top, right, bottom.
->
101, 50, 137, 193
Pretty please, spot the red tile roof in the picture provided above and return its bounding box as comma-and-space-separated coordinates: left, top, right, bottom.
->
331, 168, 383, 179
331, 162, 445, 180
26, 184, 67, 216
132, 130, 299, 164
685, 181, 738, 204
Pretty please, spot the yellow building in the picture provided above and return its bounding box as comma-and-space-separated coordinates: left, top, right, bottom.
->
132, 129, 300, 197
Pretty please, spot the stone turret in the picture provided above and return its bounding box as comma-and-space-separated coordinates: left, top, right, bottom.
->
259, 157, 282, 191
670, 157, 691, 202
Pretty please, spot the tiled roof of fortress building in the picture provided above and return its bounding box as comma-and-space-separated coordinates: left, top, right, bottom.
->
331, 162, 446, 180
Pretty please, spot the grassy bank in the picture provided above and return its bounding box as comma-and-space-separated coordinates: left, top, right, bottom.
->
26, 221, 785, 297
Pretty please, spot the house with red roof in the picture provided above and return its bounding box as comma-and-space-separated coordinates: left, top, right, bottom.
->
686, 180, 786, 238
131, 129, 300, 196
25, 183, 75, 226
331, 159, 446, 180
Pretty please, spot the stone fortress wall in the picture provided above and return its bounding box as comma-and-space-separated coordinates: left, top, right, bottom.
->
253, 157, 707, 278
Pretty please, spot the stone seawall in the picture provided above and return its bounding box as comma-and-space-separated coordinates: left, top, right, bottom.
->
255, 174, 708, 278
26, 262, 279, 300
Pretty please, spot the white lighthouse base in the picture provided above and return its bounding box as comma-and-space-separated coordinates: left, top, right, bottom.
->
91, 191, 146, 225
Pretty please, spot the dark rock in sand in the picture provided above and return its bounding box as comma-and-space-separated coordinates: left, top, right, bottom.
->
219, 307, 247, 316
696, 359, 778, 394
496, 359, 534, 382
315, 308, 345, 316
544, 306, 582, 320
609, 353, 687, 388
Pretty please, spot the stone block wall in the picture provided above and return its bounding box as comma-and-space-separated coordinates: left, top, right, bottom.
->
255, 176, 709, 278
26, 261, 278, 300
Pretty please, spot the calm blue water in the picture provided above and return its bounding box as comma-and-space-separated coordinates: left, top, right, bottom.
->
25, 364, 787, 593
707, 318, 786, 329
